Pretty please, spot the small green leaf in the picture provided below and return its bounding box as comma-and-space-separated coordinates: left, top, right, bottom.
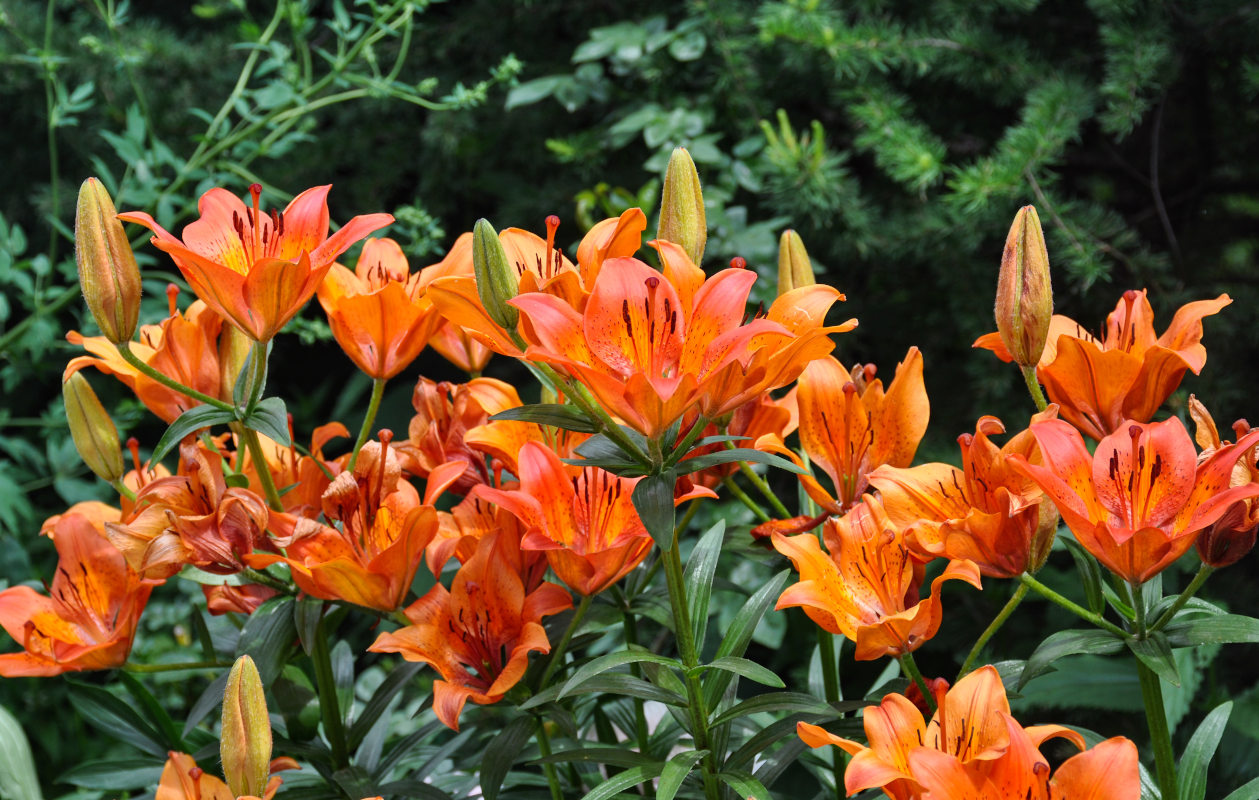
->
184, 671, 230, 735
632, 472, 676, 548
1222, 776, 1259, 800
558, 648, 683, 700
1165, 614, 1259, 647
59, 757, 163, 791
480, 716, 533, 800
489, 404, 599, 433
719, 770, 771, 800
693, 657, 785, 689
241, 396, 291, 446
1178, 701, 1232, 800
1019, 629, 1125, 689
1127, 633, 1180, 687
66, 681, 168, 757
709, 692, 841, 729
1061, 536, 1105, 615
152, 404, 236, 462
657, 750, 708, 800
235, 596, 297, 684
347, 663, 423, 750
676, 448, 804, 475
293, 594, 322, 656
118, 671, 184, 750
684, 520, 725, 648
577, 764, 663, 800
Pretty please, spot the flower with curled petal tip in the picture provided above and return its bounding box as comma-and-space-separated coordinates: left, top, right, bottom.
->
155, 751, 298, 800
119, 184, 392, 342
1012, 416, 1259, 583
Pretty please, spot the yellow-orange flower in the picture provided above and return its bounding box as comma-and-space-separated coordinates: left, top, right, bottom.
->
0, 508, 153, 676
369, 529, 572, 730
120, 184, 392, 342
317, 237, 442, 379
772, 496, 980, 660
976, 289, 1230, 440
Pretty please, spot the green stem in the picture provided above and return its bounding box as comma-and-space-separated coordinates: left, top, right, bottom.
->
347, 378, 386, 472
727, 440, 791, 518
720, 476, 772, 523
1131, 580, 1148, 634
242, 340, 269, 412
1021, 365, 1048, 413
241, 567, 293, 593
898, 652, 937, 715
535, 364, 652, 469
1136, 657, 1179, 800
534, 717, 564, 800
116, 342, 234, 411
123, 660, 229, 673
112, 479, 137, 503
1018, 572, 1128, 637
1151, 564, 1214, 632
622, 612, 652, 753
817, 630, 844, 800
241, 428, 285, 512
538, 594, 593, 690
665, 416, 711, 468
957, 583, 1029, 679
311, 614, 349, 769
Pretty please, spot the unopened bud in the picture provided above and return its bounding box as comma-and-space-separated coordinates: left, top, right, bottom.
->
777, 229, 815, 296
75, 178, 141, 344
472, 219, 519, 331
995, 206, 1052, 368
219, 321, 253, 404
658, 147, 706, 266
64, 371, 124, 483
221, 654, 271, 799
1028, 501, 1060, 572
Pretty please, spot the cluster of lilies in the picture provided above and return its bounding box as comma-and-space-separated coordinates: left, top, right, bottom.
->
4, 152, 1255, 800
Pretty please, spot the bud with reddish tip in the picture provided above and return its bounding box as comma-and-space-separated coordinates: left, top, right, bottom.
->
777, 229, 815, 296
221, 654, 272, 799
75, 177, 141, 344
63, 371, 124, 483
472, 218, 520, 331
658, 147, 706, 266
995, 205, 1052, 368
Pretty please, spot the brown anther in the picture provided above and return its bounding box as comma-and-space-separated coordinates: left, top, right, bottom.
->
1128, 424, 1143, 439
863, 364, 877, 381
166, 283, 180, 317
842, 382, 857, 396
644, 276, 660, 290
730, 256, 747, 270
1234, 419, 1252, 438
958, 433, 974, 447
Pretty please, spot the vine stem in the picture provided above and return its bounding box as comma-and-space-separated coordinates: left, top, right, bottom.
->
347, 377, 386, 472
1020, 365, 1048, 412
1018, 572, 1129, 637
537, 594, 593, 690
116, 342, 234, 411
897, 652, 937, 715
957, 583, 1029, 679
1151, 563, 1214, 632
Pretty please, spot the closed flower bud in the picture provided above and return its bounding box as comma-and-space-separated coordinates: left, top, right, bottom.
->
221, 654, 271, 799
75, 178, 141, 344
218, 320, 254, 404
1028, 501, 1060, 573
777, 229, 815, 296
995, 206, 1052, 368
658, 147, 707, 266
63, 371, 124, 483
472, 218, 520, 331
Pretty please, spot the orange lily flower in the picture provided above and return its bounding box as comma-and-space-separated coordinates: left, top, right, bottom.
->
869, 408, 1059, 577
758, 349, 927, 514
683, 392, 797, 489
239, 422, 348, 519
512, 253, 848, 438
1189, 396, 1259, 566
798, 665, 1137, 800
1012, 416, 1259, 583
0, 508, 153, 676
368, 529, 573, 730
156, 751, 298, 800
317, 237, 442, 379
413, 232, 491, 373
249, 434, 438, 611
976, 289, 1230, 440
475, 442, 711, 596
119, 184, 392, 342
425, 491, 549, 589
66, 287, 225, 423
772, 496, 981, 660
105, 440, 272, 580
426, 209, 646, 358
202, 584, 279, 616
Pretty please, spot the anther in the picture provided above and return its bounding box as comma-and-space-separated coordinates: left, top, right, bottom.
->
730, 256, 747, 269
166, 283, 180, 317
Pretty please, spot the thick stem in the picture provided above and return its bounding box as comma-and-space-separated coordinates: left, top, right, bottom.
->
116, 343, 234, 411
1137, 658, 1179, 800
1021, 365, 1048, 413
958, 583, 1029, 679
347, 377, 387, 472
311, 614, 349, 769
537, 594, 592, 690
1018, 572, 1129, 637
1151, 563, 1215, 632
534, 717, 564, 800
898, 652, 937, 715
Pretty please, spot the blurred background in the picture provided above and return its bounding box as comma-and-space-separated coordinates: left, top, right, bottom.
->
3, 0, 1259, 795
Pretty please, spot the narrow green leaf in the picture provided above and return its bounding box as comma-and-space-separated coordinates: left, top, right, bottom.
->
480, 716, 533, 800
715, 571, 790, 661
235, 596, 297, 684
347, 662, 422, 750
241, 396, 291, 446
1061, 536, 1105, 615
1127, 633, 1180, 687
183, 671, 230, 735
559, 648, 683, 700
693, 657, 785, 689
1178, 701, 1232, 800
719, 770, 771, 800
152, 405, 236, 462
293, 595, 322, 656
684, 520, 725, 648
489, 404, 599, 433
0, 704, 43, 800
631, 472, 676, 548
374, 781, 455, 800
118, 671, 183, 749
709, 692, 839, 729
657, 750, 708, 800
66, 681, 167, 757
1165, 614, 1259, 647
677, 448, 805, 475
558, 673, 686, 706
59, 757, 163, 790
532, 747, 659, 768
1222, 776, 1259, 800
578, 764, 663, 800
1019, 629, 1125, 689
189, 606, 216, 661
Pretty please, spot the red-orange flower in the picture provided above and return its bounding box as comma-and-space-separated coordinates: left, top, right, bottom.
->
976, 289, 1230, 440
368, 529, 573, 730
66, 288, 225, 423
156, 752, 297, 800
119, 184, 392, 342
870, 408, 1059, 577
798, 666, 1138, 800
772, 497, 981, 660
249, 436, 438, 611
1189, 397, 1259, 566
413, 232, 490, 373
317, 237, 442, 378
239, 422, 348, 519
758, 349, 927, 514
202, 584, 279, 616
1012, 416, 1259, 583
0, 508, 153, 676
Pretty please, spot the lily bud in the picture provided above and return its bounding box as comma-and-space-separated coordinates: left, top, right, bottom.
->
63, 371, 125, 483
995, 206, 1052, 368
219, 320, 254, 404
75, 177, 141, 344
472, 219, 520, 331
1028, 501, 1060, 573
658, 147, 706, 266
221, 654, 272, 799
777, 229, 815, 296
